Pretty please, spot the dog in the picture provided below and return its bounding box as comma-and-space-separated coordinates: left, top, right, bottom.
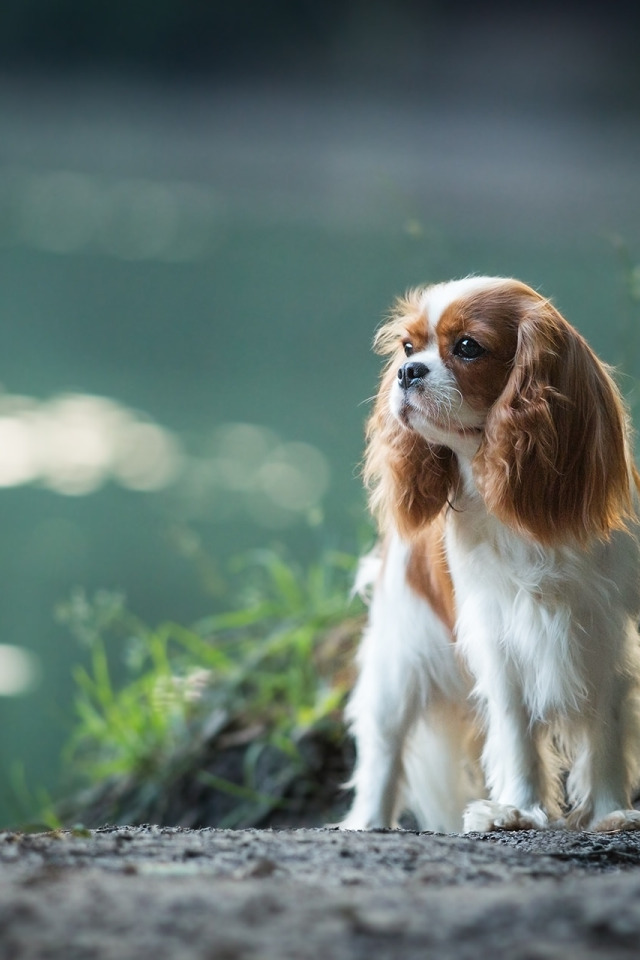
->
342, 276, 640, 833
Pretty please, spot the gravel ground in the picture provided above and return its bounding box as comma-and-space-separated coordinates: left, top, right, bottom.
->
2, 826, 640, 958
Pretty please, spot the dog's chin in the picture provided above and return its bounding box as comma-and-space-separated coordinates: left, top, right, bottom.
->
393, 396, 483, 446
394, 397, 417, 429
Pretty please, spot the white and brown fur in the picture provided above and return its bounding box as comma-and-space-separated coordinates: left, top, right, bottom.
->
342, 276, 640, 833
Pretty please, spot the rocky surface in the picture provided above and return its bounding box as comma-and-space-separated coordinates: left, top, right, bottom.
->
1, 826, 640, 957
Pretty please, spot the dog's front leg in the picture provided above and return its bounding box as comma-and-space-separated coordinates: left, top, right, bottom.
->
569, 659, 640, 832
340, 623, 421, 830
341, 531, 460, 830
463, 676, 550, 832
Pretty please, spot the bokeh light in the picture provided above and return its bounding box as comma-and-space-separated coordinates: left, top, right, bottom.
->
172, 423, 332, 528
0, 645, 40, 697
0, 397, 332, 529
1, 166, 221, 263
257, 442, 330, 511
0, 391, 182, 495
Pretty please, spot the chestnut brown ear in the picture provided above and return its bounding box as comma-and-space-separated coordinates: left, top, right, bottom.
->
474, 296, 633, 545
365, 364, 457, 538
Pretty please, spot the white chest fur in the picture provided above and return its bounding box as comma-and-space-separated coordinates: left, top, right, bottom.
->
445, 470, 640, 721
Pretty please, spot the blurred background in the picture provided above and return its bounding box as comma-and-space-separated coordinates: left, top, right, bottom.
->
0, 0, 639, 825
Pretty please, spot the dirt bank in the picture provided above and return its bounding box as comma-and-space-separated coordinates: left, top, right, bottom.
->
2, 826, 640, 958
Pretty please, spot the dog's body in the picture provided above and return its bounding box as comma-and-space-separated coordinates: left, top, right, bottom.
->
342, 277, 640, 833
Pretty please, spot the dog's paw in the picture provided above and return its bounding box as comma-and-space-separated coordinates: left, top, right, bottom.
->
463, 800, 548, 833
337, 811, 390, 831
337, 817, 366, 831
592, 809, 640, 833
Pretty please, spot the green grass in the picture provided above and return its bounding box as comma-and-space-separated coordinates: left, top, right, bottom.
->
55, 547, 364, 828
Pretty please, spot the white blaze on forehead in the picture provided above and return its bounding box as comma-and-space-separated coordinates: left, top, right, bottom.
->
420, 276, 509, 329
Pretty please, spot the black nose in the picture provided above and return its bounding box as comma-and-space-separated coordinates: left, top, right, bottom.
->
398, 361, 429, 389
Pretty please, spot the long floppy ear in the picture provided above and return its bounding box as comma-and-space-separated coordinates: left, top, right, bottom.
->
364, 356, 458, 539
474, 295, 633, 545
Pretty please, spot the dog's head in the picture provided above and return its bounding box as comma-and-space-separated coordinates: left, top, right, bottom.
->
366, 276, 633, 545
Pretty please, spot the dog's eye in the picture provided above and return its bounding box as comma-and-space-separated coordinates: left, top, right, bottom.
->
403, 342, 414, 357
453, 337, 485, 360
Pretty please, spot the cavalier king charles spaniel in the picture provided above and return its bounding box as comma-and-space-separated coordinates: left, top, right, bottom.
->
342, 276, 640, 833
